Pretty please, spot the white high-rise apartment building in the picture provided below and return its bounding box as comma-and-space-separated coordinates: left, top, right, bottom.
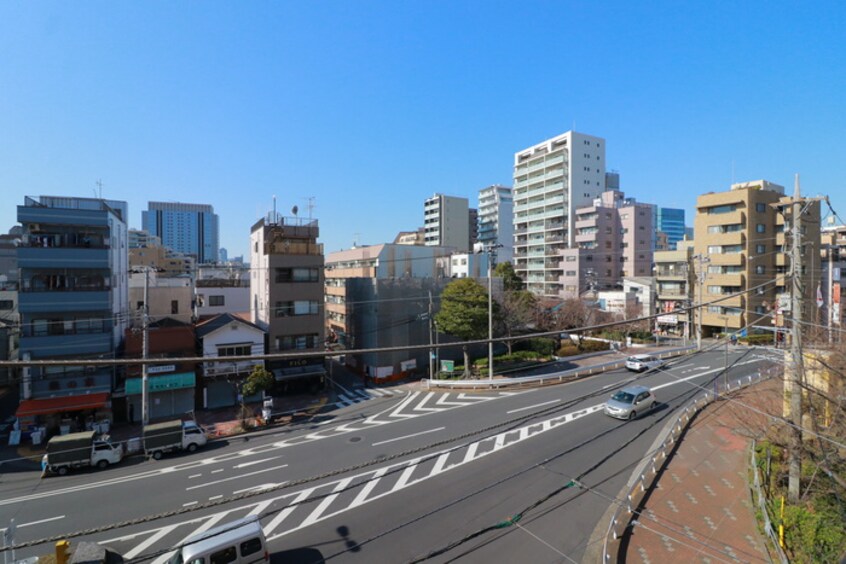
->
477, 185, 513, 263
424, 194, 469, 252
513, 131, 606, 297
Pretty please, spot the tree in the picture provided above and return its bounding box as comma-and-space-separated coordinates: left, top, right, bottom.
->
497, 290, 537, 354
494, 262, 524, 292
555, 298, 593, 330
242, 365, 274, 397
435, 278, 492, 377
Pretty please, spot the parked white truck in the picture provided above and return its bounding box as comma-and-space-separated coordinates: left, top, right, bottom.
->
143, 420, 207, 460
42, 431, 124, 476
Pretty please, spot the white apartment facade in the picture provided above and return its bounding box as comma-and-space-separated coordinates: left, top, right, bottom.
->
424, 194, 470, 252
513, 131, 606, 297
477, 185, 513, 263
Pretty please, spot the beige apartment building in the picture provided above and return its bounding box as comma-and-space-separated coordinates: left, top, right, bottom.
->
250, 216, 326, 387
655, 240, 694, 337
693, 180, 820, 337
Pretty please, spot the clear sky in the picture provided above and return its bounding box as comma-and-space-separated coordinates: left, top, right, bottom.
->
2, 2, 845, 259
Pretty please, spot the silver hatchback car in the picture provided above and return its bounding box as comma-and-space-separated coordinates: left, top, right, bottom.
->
604, 385, 657, 420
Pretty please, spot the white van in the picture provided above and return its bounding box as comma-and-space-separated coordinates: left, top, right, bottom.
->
167, 516, 268, 564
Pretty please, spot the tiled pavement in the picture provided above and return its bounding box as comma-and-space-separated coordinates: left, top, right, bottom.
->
624, 379, 783, 563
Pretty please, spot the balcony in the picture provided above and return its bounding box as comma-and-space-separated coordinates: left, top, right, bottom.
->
18, 246, 110, 269
714, 231, 745, 246
657, 290, 689, 300
19, 290, 110, 313
709, 253, 745, 266
706, 273, 745, 287
20, 332, 113, 357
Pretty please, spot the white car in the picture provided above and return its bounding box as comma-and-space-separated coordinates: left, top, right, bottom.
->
625, 354, 664, 372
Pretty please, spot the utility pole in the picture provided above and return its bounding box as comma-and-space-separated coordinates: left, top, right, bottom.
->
828, 242, 834, 345
428, 291, 434, 379
788, 174, 805, 503
141, 268, 150, 426
692, 254, 710, 349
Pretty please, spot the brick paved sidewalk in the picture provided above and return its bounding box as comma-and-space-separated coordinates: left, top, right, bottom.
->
624, 379, 783, 563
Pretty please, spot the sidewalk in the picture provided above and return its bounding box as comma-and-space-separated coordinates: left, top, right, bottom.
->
623, 379, 782, 563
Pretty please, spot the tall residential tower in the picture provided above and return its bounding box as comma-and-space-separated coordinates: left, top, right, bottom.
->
477, 185, 513, 263
513, 131, 606, 296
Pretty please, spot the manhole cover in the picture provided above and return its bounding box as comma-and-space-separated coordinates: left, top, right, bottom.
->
349, 436, 362, 443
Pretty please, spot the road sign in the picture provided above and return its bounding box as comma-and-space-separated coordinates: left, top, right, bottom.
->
440, 360, 454, 373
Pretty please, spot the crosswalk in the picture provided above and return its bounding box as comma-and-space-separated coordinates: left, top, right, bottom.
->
332, 386, 403, 408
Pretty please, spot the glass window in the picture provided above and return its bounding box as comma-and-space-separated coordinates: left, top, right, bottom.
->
756, 203, 766, 212
210, 547, 236, 564
756, 224, 766, 233
756, 244, 766, 253
209, 295, 225, 306
240, 539, 263, 558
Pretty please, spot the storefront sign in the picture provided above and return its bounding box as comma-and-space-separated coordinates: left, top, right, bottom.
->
657, 314, 678, 325
148, 365, 176, 374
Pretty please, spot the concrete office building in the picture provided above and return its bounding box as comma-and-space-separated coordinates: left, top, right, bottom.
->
142, 202, 219, 264
513, 131, 606, 297
424, 194, 470, 251
250, 215, 326, 388
0, 227, 21, 386
559, 190, 654, 298
693, 180, 820, 337
477, 185, 513, 263
15, 196, 128, 428
655, 241, 694, 337
657, 207, 686, 250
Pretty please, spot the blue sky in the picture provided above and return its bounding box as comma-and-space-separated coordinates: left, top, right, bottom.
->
2, 2, 845, 259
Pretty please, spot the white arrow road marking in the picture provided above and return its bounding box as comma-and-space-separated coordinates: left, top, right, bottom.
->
186, 464, 289, 491
371, 427, 446, 447
388, 391, 421, 418
413, 392, 445, 412
123, 524, 179, 560
506, 399, 561, 414
457, 393, 493, 402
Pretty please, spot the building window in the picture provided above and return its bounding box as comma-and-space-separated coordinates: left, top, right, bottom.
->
276, 334, 319, 351
565, 271, 576, 276
756, 224, 766, 233
276, 267, 319, 283
756, 265, 765, 274
0, 300, 12, 310
171, 300, 178, 314
565, 256, 576, 262
756, 244, 766, 253
706, 204, 737, 215
218, 344, 252, 357
275, 300, 319, 317
756, 203, 766, 212
209, 295, 225, 307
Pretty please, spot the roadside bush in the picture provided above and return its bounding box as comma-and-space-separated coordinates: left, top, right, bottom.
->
514, 338, 557, 356
740, 334, 773, 345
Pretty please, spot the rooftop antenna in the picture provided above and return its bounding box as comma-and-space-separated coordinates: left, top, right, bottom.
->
95, 179, 103, 199
353, 232, 360, 248
272, 195, 277, 224
303, 196, 316, 219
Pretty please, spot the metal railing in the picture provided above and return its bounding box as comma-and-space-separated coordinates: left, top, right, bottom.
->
751, 439, 790, 564
423, 346, 696, 390
601, 364, 781, 562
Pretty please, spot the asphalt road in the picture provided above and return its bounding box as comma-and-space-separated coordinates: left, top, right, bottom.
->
0, 346, 779, 563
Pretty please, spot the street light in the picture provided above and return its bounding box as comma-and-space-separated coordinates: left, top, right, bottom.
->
474, 242, 502, 382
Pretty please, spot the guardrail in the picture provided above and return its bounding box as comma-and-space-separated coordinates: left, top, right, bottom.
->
601, 364, 781, 563
750, 439, 790, 564
423, 346, 697, 390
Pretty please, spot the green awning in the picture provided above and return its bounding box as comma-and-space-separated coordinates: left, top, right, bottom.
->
125, 372, 196, 395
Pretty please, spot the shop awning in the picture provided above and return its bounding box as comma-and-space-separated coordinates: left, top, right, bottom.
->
15, 392, 110, 418
273, 366, 327, 381
125, 372, 196, 395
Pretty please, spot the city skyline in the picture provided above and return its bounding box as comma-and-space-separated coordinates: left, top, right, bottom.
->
2, 3, 845, 258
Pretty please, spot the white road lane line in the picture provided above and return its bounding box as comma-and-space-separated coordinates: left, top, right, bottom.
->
371, 427, 445, 447
413, 392, 444, 412
262, 489, 316, 536
209, 495, 222, 501
186, 464, 289, 491
348, 468, 389, 509
123, 524, 179, 560
188, 474, 202, 479
388, 391, 421, 418
299, 477, 354, 528
211, 469, 224, 474
182, 501, 197, 507
149, 513, 229, 564
233, 456, 282, 469
0, 515, 67, 531
506, 399, 561, 414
